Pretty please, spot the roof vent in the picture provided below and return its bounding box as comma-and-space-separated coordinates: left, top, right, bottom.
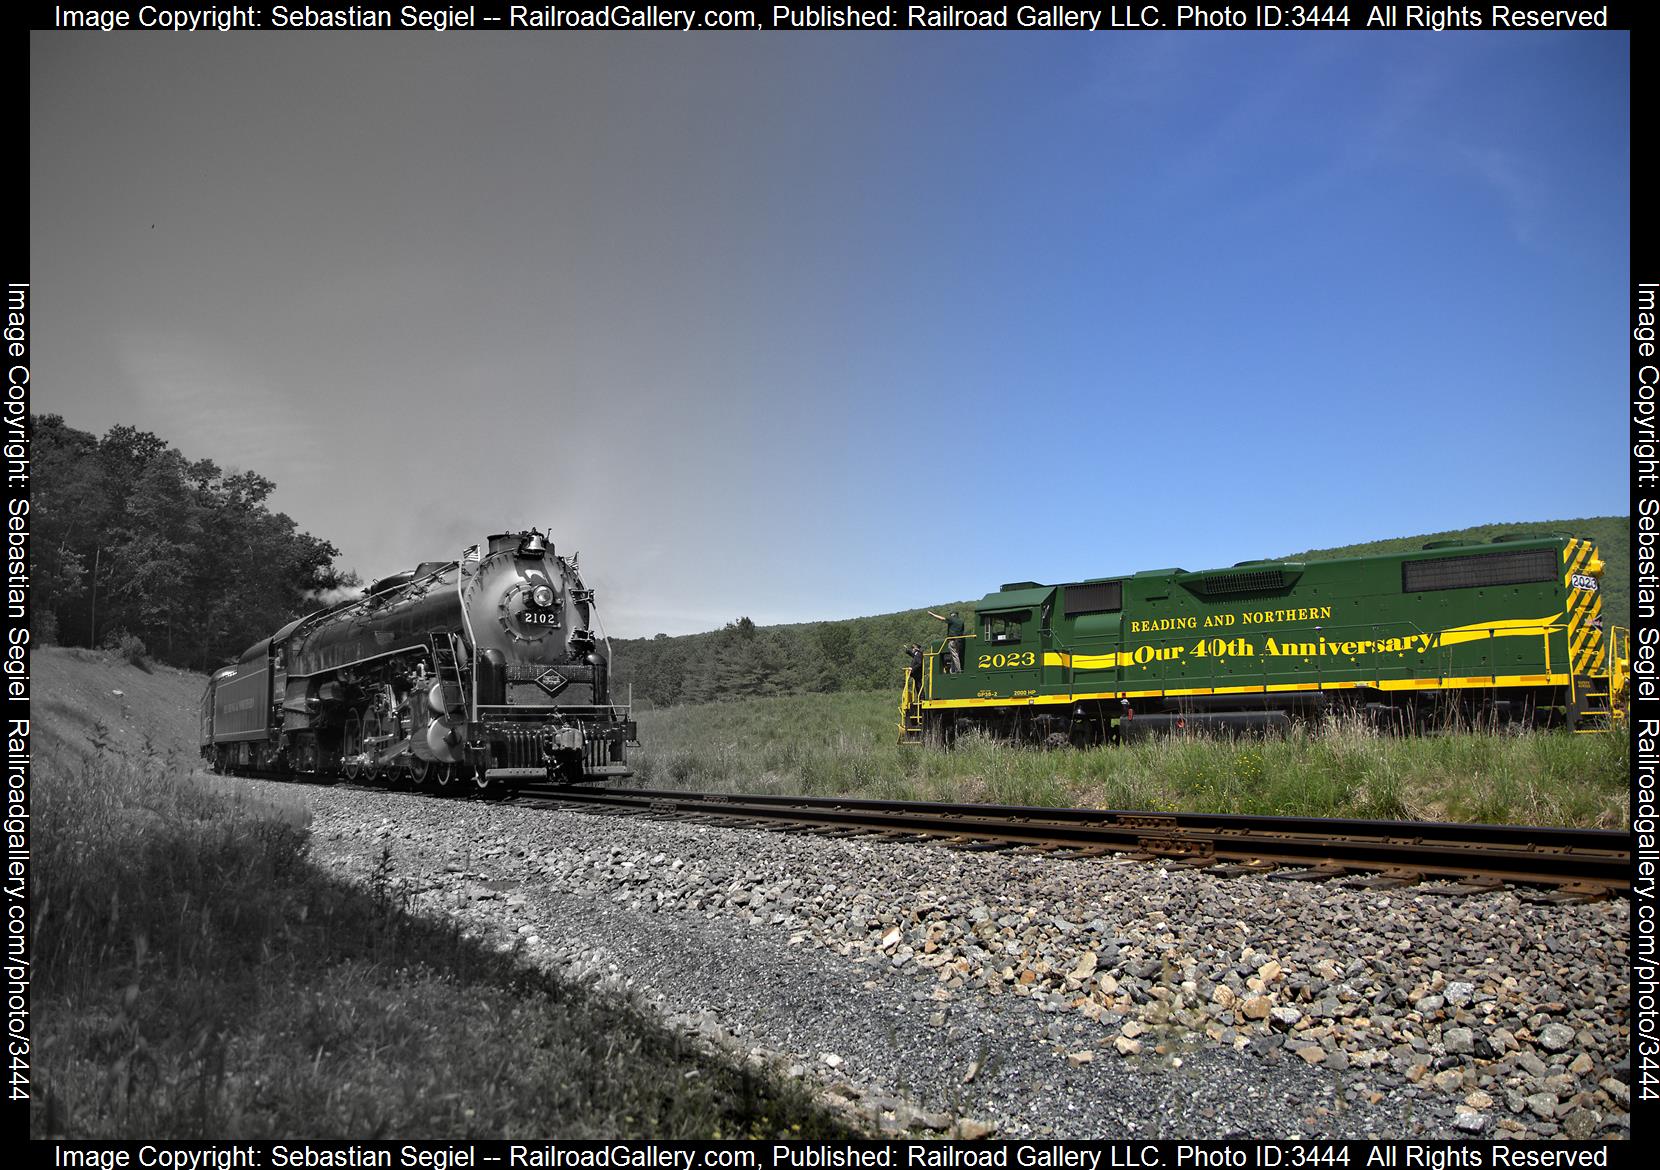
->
1178, 564, 1304, 596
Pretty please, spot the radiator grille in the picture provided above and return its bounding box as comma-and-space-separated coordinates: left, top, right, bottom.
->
1192, 569, 1289, 596
1402, 548, 1556, 593
1064, 581, 1122, 616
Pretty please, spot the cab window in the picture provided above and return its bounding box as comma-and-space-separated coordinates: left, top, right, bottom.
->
983, 612, 1028, 643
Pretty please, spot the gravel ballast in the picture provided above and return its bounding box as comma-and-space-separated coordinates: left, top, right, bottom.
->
304, 786, 1630, 1140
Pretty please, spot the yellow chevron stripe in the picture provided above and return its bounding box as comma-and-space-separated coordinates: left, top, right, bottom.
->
1565, 601, 1592, 663
1577, 639, 1604, 677
1565, 592, 1593, 641
1570, 617, 1596, 660
1569, 592, 1602, 668
1564, 540, 1592, 587
1573, 599, 1605, 675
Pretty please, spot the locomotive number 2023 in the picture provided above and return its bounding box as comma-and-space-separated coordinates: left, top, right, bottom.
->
978, 651, 1036, 669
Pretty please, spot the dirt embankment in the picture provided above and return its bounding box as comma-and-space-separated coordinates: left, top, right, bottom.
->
32, 646, 207, 765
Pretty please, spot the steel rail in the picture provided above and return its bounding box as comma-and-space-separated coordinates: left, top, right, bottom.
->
522, 784, 1631, 895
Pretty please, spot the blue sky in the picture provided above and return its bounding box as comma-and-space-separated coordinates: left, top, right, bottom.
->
31, 31, 1629, 636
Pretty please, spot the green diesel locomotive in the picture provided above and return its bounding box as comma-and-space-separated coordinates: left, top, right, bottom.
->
899, 534, 1628, 744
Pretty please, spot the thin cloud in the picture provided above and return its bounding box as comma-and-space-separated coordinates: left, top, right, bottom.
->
117, 333, 330, 481
1450, 143, 1543, 245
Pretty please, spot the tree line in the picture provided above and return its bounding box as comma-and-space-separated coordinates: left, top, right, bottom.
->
30, 414, 355, 671
609, 608, 973, 709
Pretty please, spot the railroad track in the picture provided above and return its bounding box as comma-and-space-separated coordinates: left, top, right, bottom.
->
518, 783, 1632, 901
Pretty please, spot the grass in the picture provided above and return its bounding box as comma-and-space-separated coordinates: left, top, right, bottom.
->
628, 691, 1631, 829
32, 730, 857, 1139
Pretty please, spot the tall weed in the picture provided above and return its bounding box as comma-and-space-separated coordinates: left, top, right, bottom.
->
630, 691, 1628, 827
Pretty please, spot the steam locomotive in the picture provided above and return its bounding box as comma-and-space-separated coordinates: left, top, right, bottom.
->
200, 529, 634, 792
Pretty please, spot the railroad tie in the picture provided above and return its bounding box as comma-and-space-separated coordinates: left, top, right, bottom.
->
948, 838, 1016, 853
1519, 881, 1612, 905
1169, 856, 1219, 870
1342, 868, 1422, 890
1417, 875, 1507, 897
1267, 865, 1348, 883
1207, 860, 1280, 879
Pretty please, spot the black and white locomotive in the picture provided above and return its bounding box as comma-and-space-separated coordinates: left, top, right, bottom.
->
200, 529, 633, 792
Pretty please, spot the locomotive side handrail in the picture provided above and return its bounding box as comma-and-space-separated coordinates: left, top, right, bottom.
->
920, 632, 976, 693
456, 549, 481, 718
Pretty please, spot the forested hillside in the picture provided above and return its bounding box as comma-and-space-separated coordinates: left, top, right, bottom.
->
611, 517, 1629, 708
608, 611, 970, 708
30, 414, 355, 671
1280, 515, 1628, 635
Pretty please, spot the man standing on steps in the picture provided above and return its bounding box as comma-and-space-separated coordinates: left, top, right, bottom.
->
928, 609, 965, 673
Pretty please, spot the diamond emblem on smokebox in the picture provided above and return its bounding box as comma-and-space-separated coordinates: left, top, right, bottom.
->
535, 669, 569, 698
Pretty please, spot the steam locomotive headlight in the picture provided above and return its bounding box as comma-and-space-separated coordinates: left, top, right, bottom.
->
532, 585, 555, 608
